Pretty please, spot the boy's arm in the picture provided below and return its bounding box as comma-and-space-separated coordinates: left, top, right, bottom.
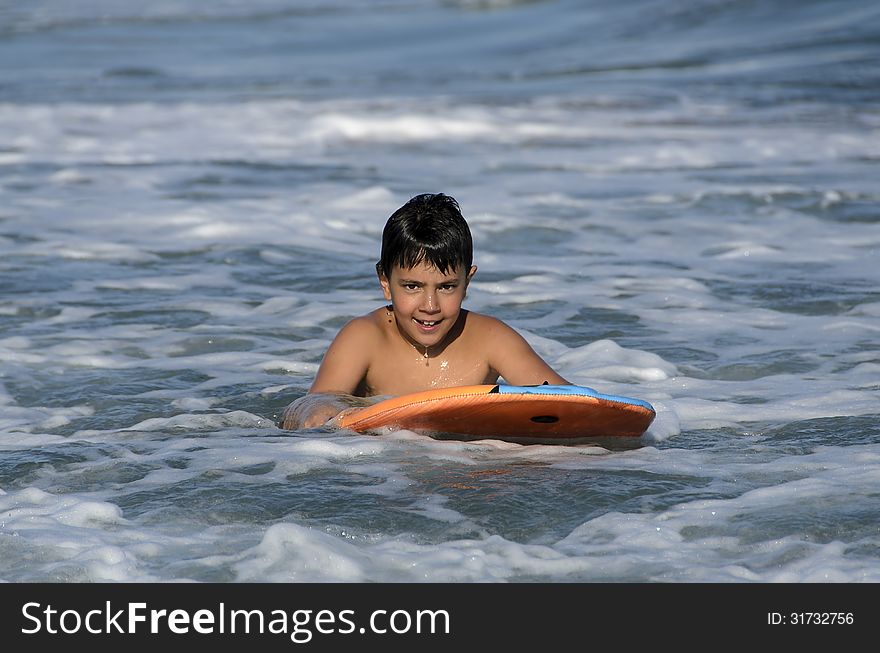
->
280, 318, 374, 430
486, 319, 569, 386
308, 317, 373, 395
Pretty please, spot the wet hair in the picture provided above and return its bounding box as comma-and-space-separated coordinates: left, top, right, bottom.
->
376, 193, 473, 278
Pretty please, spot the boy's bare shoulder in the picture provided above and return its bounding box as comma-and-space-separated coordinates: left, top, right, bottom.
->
464, 310, 543, 357
465, 311, 568, 386
334, 308, 387, 343
464, 311, 519, 339
462, 311, 536, 356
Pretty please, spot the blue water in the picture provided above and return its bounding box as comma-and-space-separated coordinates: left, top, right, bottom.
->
1, 0, 879, 582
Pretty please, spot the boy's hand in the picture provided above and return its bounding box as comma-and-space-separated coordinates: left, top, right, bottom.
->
299, 409, 338, 428
326, 407, 363, 428
280, 395, 342, 429
280, 392, 369, 430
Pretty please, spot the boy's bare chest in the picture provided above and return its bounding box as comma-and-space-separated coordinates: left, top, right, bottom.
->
365, 345, 496, 396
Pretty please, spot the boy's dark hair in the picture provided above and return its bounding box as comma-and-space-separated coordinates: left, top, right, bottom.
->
376, 193, 473, 277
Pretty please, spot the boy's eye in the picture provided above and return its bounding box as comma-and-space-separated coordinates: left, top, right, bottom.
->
399, 282, 457, 292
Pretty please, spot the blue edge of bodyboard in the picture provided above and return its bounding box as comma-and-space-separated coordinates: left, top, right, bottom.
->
495, 384, 655, 413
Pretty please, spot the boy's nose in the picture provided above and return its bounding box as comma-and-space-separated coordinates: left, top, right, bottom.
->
421, 292, 440, 312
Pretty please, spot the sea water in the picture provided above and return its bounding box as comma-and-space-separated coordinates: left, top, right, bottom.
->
0, 0, 878, 583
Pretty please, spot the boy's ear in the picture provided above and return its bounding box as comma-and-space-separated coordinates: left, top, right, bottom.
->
463, 265, 477, 299
377, 266, 392, 301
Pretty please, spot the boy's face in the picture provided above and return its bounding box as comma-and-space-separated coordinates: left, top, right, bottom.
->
379, 261, 477, 350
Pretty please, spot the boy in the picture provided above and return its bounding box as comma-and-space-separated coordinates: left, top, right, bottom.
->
281, 193, 568, 429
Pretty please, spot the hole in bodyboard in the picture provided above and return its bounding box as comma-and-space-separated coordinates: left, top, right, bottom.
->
530, 415, 559, 424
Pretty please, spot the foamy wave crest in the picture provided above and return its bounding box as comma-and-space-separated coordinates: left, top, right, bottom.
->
123, 411, 276, 433
556, 339, 678, 383
0, 488, 150, 582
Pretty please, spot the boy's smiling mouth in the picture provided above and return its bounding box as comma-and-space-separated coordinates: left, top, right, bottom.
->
414, 318, 441, 330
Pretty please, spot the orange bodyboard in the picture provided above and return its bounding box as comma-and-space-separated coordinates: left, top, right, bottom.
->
335, 384, 655, 443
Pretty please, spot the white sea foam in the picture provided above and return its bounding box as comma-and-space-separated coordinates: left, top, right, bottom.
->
556, 339, 678, 383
